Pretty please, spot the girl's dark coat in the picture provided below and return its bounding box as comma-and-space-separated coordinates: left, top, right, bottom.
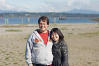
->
52, 40, 69, 66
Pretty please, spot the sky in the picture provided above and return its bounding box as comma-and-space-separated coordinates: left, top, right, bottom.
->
0, 0, 99, 12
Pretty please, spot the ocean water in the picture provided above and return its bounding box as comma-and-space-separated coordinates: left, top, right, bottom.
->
0, 17, 97, 24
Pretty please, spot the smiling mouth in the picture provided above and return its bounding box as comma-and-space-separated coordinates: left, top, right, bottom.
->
41, 27, 45, 29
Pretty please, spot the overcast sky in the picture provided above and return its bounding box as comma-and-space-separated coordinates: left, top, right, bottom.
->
0, 0, 99, 12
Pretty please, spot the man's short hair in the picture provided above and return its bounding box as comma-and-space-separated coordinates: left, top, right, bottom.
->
38, 16, 49, 25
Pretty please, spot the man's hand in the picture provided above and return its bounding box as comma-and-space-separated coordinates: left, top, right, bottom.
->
28, 64, 33, 66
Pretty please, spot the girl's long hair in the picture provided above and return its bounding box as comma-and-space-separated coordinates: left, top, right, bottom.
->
50, 28, 64, 42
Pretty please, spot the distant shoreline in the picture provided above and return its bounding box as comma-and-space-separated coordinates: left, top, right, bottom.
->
0, 23, 98, 28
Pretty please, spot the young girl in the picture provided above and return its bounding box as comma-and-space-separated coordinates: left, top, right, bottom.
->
50, 28, 69, 66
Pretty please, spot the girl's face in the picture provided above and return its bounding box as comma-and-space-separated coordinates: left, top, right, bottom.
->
51, 32, 59, 42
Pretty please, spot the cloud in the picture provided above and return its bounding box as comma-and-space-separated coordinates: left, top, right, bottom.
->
0, 0, 5, 5
0, 0, 29, 12
43, 0, 99, 12
0, 0, 99, 12
67, 0, 91, 9
65, 0, 99, 12
0, 0, 14, 10
40, 0, 91, 12
0, 0, 6, 9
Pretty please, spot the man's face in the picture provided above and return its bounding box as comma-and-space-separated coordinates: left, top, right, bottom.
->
39, 20, 48, 32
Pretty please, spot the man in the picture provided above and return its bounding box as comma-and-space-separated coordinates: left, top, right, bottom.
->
25, 16, 53, 66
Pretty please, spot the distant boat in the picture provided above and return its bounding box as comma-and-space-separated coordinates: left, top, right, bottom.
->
59, 17, 66, 20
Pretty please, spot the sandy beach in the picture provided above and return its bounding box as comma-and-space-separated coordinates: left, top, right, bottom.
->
0, 23, 99, 66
